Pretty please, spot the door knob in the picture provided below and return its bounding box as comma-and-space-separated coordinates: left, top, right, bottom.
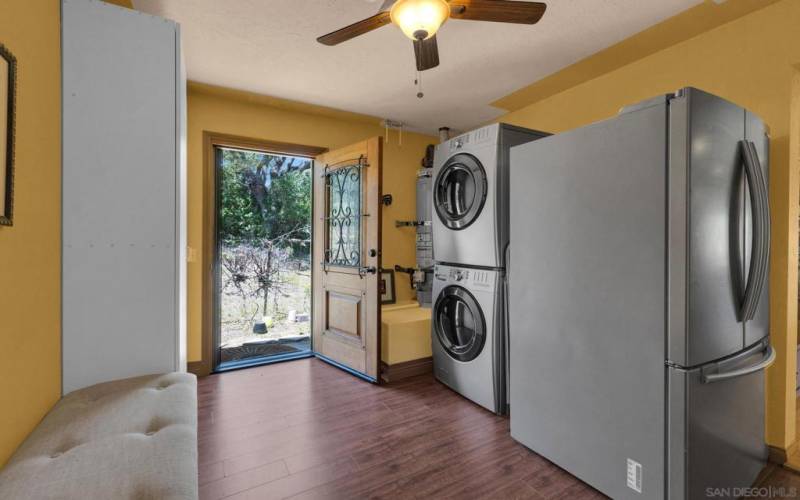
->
359, 266, 377, 277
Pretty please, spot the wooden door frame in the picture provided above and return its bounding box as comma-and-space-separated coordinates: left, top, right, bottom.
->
190, 131, 327, 376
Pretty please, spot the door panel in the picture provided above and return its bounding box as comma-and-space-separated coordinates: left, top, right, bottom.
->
326, 289, 363, 339
744, 111, 770, 346
313, 138, 382, 381
686, 89, 746, 366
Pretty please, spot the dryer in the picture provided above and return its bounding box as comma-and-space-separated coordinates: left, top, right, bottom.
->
432, 123, 548, 269
431, 263, 506, 414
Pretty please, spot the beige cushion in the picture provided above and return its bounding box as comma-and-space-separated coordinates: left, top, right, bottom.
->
0, 373, 197, 500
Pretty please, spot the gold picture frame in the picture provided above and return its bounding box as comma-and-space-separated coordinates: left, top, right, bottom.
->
0, 43, 16, 226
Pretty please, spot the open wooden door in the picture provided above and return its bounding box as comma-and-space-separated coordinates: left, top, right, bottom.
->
312, 137, 382, 382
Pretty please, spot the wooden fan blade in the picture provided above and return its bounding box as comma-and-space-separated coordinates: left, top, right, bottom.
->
317, 12, 392, 46
449, 0, 546, 24
414, 35, 440, 71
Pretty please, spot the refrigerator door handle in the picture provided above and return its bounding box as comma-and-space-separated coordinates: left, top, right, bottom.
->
739, 140, 770, 322
701, 344, 775, 383
504, 243, 511, 358
503, 243, 511, 411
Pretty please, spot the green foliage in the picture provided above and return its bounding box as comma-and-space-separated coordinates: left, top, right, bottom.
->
218, 149, 312, 256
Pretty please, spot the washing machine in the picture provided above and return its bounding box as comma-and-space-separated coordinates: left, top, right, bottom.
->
431, 263, 506, 414
432, 123, 548, 269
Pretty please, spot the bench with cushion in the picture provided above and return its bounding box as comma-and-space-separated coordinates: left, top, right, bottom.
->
0, 373, 197, 500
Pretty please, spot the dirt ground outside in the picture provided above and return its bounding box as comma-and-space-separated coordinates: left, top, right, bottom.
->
220, 253, 311, 349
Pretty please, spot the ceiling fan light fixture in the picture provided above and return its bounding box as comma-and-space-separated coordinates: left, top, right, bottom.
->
390, 0, 450, 41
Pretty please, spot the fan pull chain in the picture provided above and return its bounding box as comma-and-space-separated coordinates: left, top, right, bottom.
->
416, 70, 424, 99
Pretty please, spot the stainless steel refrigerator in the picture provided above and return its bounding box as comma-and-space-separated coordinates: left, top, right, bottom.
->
508, 88, 774, 500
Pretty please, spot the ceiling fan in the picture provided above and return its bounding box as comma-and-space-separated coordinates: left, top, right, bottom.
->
317, 0, 547, 71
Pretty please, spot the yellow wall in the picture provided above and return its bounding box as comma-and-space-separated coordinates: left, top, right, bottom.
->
497, 0, 800, 450
187, 83, 436, 364
0, 0, 62, 466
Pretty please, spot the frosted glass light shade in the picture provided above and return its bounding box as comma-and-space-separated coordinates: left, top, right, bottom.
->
390, 0, 450, 41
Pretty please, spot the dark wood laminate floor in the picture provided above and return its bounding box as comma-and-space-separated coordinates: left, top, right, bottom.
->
197, 358, 800, 500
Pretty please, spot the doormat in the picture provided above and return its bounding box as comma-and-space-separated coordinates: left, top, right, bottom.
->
220, 343, 300, 363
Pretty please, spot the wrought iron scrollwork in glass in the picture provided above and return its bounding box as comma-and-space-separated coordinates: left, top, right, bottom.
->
325, 160, 363, 267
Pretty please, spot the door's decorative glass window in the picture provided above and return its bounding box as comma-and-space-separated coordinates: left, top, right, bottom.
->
325, 160, 363, 267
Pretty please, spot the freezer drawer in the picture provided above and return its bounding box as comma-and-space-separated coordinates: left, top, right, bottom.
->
667, 342, 771, 500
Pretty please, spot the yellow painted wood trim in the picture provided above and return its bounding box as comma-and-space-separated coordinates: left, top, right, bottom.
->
770, 66, 800, 449
102, 0, 133, 8
188, 82, 384, 128
492, 0, 781, 112
766, 64, 800, 450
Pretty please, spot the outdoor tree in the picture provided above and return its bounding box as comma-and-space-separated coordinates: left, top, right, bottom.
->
219, 149, 312, 250
217, 148, 312, 337
248, 233, 293, 321
220, 243, 254, 320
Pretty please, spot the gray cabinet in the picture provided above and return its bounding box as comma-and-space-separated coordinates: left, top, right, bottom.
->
62, 0, 186, 394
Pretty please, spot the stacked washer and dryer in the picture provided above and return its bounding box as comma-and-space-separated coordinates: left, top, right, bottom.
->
430, 123, 548, 414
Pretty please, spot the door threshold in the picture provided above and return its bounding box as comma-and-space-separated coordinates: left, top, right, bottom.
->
315, 353, 377, 383
214, 351, 313, 373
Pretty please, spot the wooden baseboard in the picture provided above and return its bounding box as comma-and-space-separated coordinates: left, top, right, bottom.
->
782, 440, 800, 473
188, 360, 211, 377
768, 440, 800, 473
769, 445, 788, 465
381, 357, 433, 383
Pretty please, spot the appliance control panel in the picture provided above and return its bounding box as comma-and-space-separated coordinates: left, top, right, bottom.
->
435, 266, 495, 289
446, 124, 496, 152
469, 270, 493, 290
450, 135, 469, 152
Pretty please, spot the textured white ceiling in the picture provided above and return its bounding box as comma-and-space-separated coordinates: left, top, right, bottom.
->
132, 0, 702, 134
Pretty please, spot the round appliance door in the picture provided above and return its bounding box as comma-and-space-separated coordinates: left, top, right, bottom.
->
433, 285, 486, 362
434, 153, 487, 230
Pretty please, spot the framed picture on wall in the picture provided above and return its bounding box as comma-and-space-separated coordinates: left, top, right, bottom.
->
0, 43, 16, 226
380, 269, 396, 305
